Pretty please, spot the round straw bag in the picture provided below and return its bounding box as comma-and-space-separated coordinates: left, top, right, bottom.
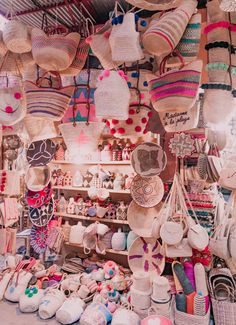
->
142, 0, 197, 57
3, 20, 31, 54
124, 0, 183, 11
208, 47, 230, 64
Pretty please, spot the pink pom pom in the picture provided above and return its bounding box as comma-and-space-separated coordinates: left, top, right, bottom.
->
103, 70, 110, 77
139, 93, 145, 99
103, 31, 110, 39
118, 70, 124, 77
86, 36, 92, 44
98, 76, 103, 81
123, 75, 128, 81
14, 92, 21, 100
5, 106, 13, 113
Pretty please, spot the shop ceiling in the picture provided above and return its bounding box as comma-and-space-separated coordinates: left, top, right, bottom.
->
0, 0, 207, 29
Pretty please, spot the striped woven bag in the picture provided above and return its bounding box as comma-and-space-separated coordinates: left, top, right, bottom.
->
148, 55, 203, 113
24, 73, 74, 121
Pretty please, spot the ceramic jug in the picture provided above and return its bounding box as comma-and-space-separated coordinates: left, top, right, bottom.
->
69, 222, 86, 245
58, 194, 67, 213
61, 221, 71, 242
101, 144, 112, 162
127, 231, 138, 250
113, 174, 124, 191
67, 197, 75, 214
111, 228, 126, 251
72, 170, 83, 187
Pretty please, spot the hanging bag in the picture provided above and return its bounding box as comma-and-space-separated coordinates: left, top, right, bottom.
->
94, 70, 130, 119
24, 72, 74, 121
2, 5, 31, 54
148, 52, 202, 113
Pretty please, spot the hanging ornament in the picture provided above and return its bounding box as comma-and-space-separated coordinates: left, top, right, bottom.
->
169, 132, 195, 158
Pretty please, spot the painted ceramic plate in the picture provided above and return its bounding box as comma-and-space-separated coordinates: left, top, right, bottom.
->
128, 237, 165, 278
29, 198, 54, 227
26, 139, 57, 166
26, 182, 52, 208
131, 142, 167, 177
127, 201, 162, 237
30, 225, 48, 254
130, 174, 164, 208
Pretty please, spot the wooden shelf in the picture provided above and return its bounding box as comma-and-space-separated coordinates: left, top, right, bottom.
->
50, 160, 131, 165
64, 242, 128, 256
52, 186, 130, 195
54, 212, 129, 225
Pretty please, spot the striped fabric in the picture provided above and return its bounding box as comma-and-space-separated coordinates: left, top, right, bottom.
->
148, 60, 202, 112
24, 81, 74, 121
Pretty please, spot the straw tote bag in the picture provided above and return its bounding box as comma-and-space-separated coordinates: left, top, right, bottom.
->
109, 12, 144, 62
219, 159, 236, 190
142, 0, 197, 57
159, 101, 200, 132
148, 57, 203, 113
220, 0, 236, 11
24, 73, 74, 121
124, 0, 182, 11
94, 70, 130, 119
31, 28, 81, 71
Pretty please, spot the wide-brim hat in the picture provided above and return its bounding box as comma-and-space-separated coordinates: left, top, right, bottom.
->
127, 201, 163, 237
29, 198, 54, 227
131, 142, 167, 177
128, 237, 165, 279
125, 0, 183, 11
26, 182, 52, 208
130, 174, 164, 208
24, 116, 58, 142
25, 165, 51, 192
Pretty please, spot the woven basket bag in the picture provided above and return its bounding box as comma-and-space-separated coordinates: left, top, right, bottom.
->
220, 0, 236, 11
31, 28, 81, 71
109, 13, 144, 62
212, 299, 236, 325
2, 20, 31, 54
205, 21, 230, 43
206, 63, 231, 83
174, 304, 210, 325
148, 59, 203, 113
0, 31, 7, 57
24, 73, 74, 121
142, 0, 197, 57
94, 70, 130, 119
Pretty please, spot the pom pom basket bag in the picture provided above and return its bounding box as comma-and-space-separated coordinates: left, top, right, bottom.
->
148, 54, 203, 113
124, 0, 183, 11
24, 72, 74, 121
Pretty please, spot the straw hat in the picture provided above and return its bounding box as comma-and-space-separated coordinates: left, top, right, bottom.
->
131, 142, 167, 177
125, 0, 183, 11
25, 166, 51, 192
127, 201, 162, 237
142, 1, 197, 57
130, 175, 164, 208
26, 139, 57, 167
29, 198, 54, 227
128, 237, 165, 278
